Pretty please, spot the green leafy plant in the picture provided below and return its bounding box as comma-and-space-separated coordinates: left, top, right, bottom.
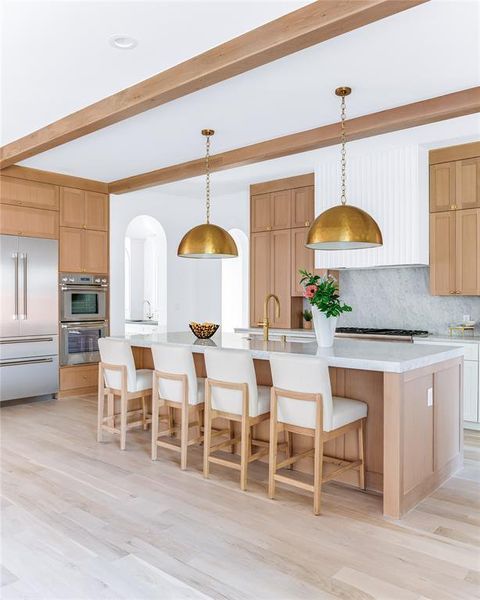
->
299, 269, 352, 318
302, 309, 313, 322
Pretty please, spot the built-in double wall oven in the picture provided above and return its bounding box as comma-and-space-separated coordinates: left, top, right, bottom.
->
59, 273, 109, 366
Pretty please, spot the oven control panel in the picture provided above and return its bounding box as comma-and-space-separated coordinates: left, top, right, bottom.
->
59, 273, 108, 286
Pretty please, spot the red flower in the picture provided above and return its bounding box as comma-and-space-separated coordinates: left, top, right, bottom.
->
303, 284, 317, 299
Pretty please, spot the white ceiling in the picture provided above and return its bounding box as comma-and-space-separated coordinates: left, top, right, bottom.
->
2, 0, 480, 184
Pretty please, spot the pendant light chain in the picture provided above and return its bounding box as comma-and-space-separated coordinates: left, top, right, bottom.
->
205, 134, 211, 224
340, 94, 347, 205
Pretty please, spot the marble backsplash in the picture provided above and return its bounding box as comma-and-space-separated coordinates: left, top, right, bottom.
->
337, 267, 480, 335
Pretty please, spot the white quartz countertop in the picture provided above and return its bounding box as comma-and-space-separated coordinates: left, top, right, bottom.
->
121, 331, 464, 374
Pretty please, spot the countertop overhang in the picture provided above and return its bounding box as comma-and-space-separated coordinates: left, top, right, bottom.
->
120, 331, 464, 374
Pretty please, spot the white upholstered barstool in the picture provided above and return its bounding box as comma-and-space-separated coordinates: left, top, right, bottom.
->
203, 348, 271, 490
97, 338, 153, 450
268, 355, 367, 515
151, 343, 205, 470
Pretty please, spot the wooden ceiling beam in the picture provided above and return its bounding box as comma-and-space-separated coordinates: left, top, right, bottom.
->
0, 0, 428, 169
109, 87, 480, 194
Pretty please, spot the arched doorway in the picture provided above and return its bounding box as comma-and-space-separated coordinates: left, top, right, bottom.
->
124, 215, 167, 331
221, 229, 248, 332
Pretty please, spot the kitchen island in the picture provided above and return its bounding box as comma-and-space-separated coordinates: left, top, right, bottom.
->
125, 331, 464, 519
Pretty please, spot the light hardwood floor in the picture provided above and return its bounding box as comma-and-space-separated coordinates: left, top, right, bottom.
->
1, 395, 479, 600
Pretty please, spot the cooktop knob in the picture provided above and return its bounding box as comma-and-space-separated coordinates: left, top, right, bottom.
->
61, 276, 68, 282
101, 278, 107, 283
69, 277, 75, 283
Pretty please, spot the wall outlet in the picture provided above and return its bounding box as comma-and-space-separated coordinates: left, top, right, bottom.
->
427, 387, 433, 407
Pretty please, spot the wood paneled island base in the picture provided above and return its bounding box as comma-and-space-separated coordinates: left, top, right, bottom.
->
131, 344, 463, 519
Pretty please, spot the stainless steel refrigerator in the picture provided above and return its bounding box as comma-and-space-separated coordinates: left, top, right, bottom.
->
1, 235, 59, 401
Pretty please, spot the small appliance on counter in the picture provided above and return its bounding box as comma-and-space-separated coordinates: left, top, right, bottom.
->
448, 315, 477, 337
59, 273, 109, 366
0, 235, 59, 401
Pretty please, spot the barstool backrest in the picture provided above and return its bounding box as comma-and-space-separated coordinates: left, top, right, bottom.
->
98, 338, 137, 391
204, 348, 259, 416
151, 343, 200, 405
269, 355, 334, 431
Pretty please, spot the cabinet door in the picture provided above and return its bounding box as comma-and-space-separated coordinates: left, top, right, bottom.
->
463, 360, 479, 423
270, 229, 291, 328
291, 227, 314, 296
430, 211, 456, 295
456, 158, 480, 210
455, 208, 480, 295
251, 194, 271, 232
84, 230, 108, 274
0, 204, 58, 239
250, 232, 271, 326
60, 187, 85, 228
0, 176, 59, 211
430, 163, 456, 212
59, 227, 84, 272
292, 186, 314, 228
85, 192, 109, 231
271, 190, 292, 230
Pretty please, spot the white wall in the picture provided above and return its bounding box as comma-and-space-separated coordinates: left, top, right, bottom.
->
110, 189, 249, 335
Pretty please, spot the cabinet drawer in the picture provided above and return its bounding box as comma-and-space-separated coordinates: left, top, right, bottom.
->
60, 364, 98, 391
0, 176, 59, 211
0, 204, 59, 239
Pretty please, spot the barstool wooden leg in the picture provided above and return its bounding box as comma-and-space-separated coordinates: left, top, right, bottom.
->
285, 429, 293, 470
120, 390, 127, 451
203, 382, 212, 478
151, 379, 159, 461
313, 425, 324, 516
359, 418, 366, 490
97, 372, 105, 443
229, 421, 236, 454
180, 396, 189, 471
141, 396, 148, 431
168, 407, 175, 437
240, 415, 250, 491
268, 388, 278, 499
107, 392, 114, 428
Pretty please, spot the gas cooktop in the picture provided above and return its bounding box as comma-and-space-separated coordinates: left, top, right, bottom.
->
335, 327, 429, 341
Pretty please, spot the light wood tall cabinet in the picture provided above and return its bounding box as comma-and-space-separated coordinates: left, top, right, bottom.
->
59, 186, 109, 274
250, 174, 316, 328
429, 142, 480, 296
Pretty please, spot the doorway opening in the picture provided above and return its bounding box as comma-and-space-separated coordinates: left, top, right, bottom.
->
221, 229, 248, 332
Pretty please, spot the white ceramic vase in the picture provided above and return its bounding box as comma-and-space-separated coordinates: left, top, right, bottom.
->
311, 307, 337, 347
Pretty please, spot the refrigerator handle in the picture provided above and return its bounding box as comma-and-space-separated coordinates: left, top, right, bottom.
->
12, 253, 19, 320
21, 253, 27, 320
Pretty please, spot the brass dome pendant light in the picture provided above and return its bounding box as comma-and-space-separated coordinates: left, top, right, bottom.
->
306, 87, 383, 250
178, 129, 238, 259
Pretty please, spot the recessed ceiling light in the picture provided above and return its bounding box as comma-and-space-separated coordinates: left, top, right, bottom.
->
109, 35, 138, 50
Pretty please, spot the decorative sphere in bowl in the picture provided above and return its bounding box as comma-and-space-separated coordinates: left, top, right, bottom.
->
189, 322, 219, 339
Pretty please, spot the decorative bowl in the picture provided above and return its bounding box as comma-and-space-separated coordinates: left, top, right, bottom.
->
189, 322, 219, 339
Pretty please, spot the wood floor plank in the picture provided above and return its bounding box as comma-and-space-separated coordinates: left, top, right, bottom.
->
1, 396, 479, 600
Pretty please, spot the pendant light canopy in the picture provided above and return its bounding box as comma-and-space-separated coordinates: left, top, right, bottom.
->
306, 87, 383, 251
178, 130, 238, 259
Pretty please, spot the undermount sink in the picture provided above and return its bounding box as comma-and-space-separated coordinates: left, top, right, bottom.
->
245, 333, 314, 344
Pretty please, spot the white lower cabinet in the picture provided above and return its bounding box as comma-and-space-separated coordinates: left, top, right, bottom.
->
413, 338, 480, 428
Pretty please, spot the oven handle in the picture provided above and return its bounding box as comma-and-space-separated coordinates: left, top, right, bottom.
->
61, 321, 108, 328
60, 286, 108, 292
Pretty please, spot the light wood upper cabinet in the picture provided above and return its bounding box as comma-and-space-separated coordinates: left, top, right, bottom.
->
430, 162, 456, 212
84, 229, 108, 274
0, 176, 59, 211
270, 229, 291, 328
291, 227, 314, 296
455, 208, 480, 295
271, 190, 291, 230
292, 186, 314, 228
250, 232, 271, 326
60, 227, 83, 272
456, 158, 480, 210
430, 211, 456, 295
60, 187, 85, 227
60, 187, 108, 230
430, 208, 480, 296
85, 191, 109, 230
251, 194, 272, 232
60, 227, 108, 274
0, 204, 58, 239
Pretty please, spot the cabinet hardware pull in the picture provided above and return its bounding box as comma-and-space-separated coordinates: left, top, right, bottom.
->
305, 221, 310, 226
